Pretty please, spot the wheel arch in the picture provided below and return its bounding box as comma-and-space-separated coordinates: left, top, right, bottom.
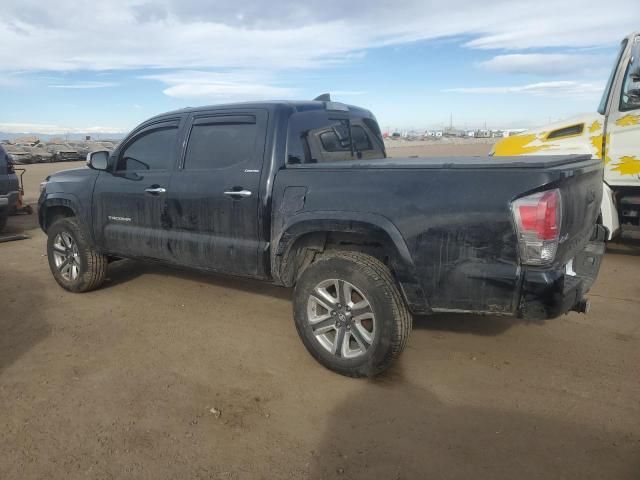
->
273, 211, 431, 314
39, 195, 79, 232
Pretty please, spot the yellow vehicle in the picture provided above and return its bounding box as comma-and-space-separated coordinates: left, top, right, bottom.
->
492, 32, 640, 240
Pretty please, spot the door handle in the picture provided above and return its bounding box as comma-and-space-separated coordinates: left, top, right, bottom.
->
224, 189, 252, 198
145, 187, 166, 195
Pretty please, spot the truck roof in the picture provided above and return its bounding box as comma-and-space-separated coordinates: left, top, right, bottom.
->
146, 100, 374, 123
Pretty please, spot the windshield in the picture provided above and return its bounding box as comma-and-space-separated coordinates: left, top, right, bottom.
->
598, 39, 628, 114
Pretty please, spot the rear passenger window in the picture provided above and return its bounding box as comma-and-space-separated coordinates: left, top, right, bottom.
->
117, 127, 178, 172
287, 110, 385, 164
185, 122, 258, 170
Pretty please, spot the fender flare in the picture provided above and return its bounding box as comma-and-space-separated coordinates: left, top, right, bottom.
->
38, 194, 81, 232
273, 210, 431, 314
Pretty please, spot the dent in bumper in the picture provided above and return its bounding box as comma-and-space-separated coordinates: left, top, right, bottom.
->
518, 225, 606, 320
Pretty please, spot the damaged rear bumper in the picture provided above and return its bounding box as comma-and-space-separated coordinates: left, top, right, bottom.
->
518, 224, 606, 320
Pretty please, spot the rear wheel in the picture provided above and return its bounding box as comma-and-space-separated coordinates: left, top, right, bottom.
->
47, 217, 107, 292
293, 251, 412, 377
0, 211, 7, 232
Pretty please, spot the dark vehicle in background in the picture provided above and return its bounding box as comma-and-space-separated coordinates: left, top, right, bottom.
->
38, 98, 605, 377
0, 145, 20, 232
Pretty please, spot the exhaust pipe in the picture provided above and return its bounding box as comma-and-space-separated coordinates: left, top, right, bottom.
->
572, 298, 590, 314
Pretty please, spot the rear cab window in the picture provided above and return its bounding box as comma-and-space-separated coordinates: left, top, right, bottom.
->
286, 108, 386, 164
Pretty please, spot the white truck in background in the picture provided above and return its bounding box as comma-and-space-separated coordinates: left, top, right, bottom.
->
492, 32, 640, 241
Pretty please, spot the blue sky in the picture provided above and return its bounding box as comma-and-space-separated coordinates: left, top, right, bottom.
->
0, 0, 638, 135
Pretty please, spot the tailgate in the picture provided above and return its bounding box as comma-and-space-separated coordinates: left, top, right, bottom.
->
553, 158, 603, 266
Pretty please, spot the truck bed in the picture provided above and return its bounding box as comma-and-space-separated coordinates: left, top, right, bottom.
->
273, 153, 603, 315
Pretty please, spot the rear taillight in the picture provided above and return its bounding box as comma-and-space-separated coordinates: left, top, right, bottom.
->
512, 189, 562, 265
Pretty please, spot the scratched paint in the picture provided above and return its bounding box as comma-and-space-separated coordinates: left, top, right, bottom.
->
612, 156, 640, 175
615, 114, 640, 127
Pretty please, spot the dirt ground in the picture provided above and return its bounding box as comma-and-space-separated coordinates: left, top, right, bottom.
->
1, 147, 639, 479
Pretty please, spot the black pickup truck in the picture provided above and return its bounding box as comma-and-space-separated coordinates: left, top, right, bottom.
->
38, 99, 605, 377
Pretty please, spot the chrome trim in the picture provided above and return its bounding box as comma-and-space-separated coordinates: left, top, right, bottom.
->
224, 190, 252, 198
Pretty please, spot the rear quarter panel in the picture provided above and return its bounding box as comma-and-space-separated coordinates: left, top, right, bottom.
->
272, 160, 601, 314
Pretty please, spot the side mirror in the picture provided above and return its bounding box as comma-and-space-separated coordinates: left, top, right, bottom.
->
87, 150, 109, 171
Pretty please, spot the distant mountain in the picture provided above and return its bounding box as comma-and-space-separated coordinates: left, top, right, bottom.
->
0, 132, 126, 142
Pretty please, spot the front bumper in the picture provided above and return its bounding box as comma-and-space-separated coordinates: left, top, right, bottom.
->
518, 224, 606, 320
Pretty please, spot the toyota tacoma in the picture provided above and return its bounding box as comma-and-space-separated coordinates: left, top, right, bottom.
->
38, 98, 605, 377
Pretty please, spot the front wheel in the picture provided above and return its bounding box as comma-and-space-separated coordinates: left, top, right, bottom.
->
47, 217, 108, 292
293, 251, 412, 377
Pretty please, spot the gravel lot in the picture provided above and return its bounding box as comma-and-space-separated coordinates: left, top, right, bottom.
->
1, 148, 639, 479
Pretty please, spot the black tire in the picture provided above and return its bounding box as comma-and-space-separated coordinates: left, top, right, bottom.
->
46, 217, 108, 292
0, 211, 7, 233
293, 251, 412, 377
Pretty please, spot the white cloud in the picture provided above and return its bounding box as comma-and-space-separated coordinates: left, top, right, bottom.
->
141, 72, 368, 102
0, 123, 125, 135
142, 71, 297, 101
0, 71, 28, 87
444, 81, 604, 96
162, 83, 295, 101
0, 0, 636, 126
478, 54, 608, 76
0, 0, 636, 74
330, 91, 368, 96
48, 81, 119, 89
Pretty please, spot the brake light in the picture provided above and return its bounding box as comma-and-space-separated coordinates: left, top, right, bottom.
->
512, 189, 562, 265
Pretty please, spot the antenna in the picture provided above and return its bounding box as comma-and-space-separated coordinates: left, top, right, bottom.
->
313, 93, 331, 102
